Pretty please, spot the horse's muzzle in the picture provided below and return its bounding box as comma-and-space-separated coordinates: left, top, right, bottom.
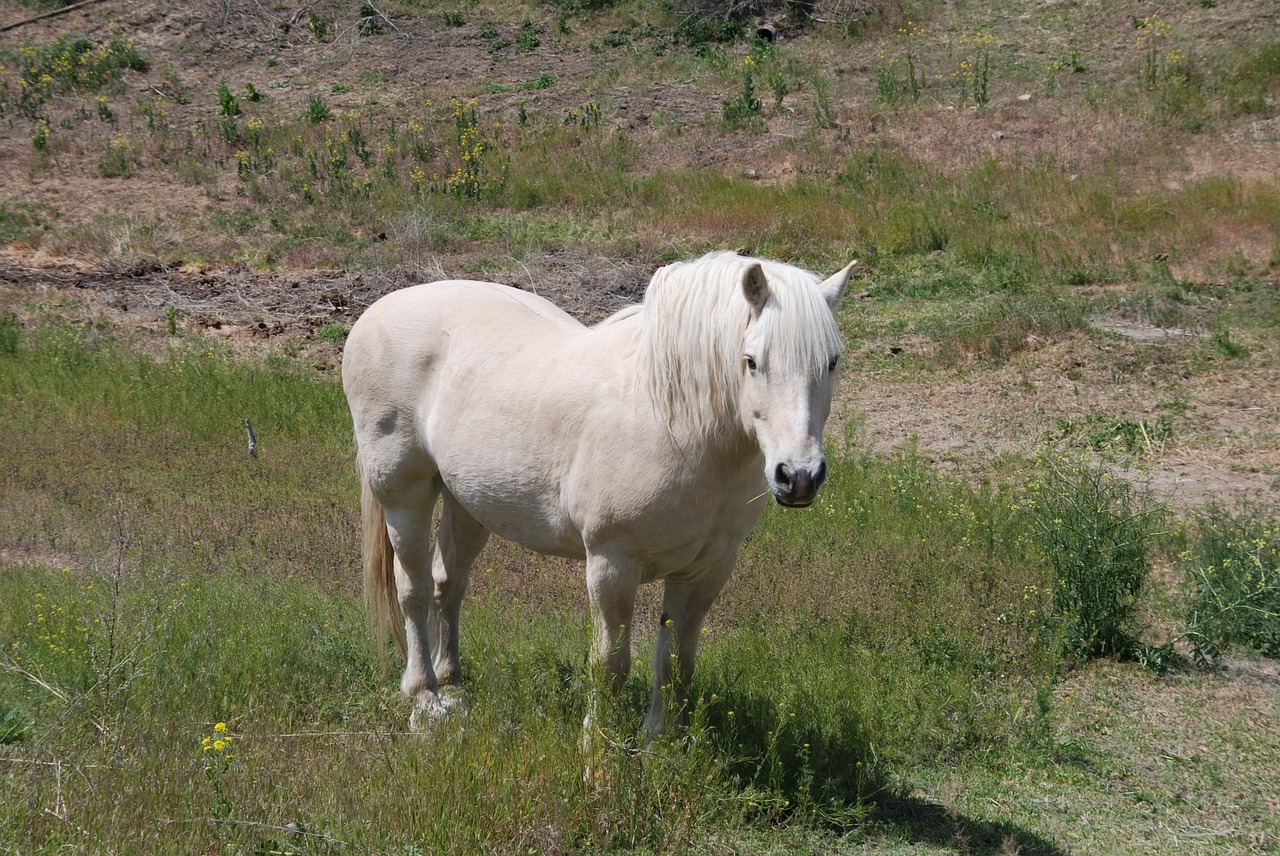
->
772, 460, 827, 508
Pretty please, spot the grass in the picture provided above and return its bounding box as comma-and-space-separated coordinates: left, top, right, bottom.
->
2, 315, 1275, 851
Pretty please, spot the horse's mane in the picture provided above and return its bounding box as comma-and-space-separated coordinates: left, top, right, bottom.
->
634, 251, 842, 440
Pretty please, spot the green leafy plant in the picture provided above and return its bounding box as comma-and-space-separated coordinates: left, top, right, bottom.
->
1182, 506, 1279, 663
516, 20, 541, 53
216, 82, 240, 117
0, 705, 29, 744
307, 8, 331, 42
721, 55, 762, 126
1025, 458, 1160, 660
305, 94, 332, 124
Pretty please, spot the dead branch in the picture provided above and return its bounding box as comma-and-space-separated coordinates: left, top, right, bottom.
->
0, 0, 112, 34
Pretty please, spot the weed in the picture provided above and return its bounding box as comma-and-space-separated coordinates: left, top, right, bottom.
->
721, 55, 762, 127
165, 306, 179, 336
952, 32, 994, 108
97, 134, 137, 178
432, 98, 508, 198
1181, 505, 1280, 662
305, 94, 332, 124
357, 2, 383, 36
244, 82, 263, 102
516, 20, 541, 54
875, 21, 925, 105
1050, 413, 1173, 457
307, 8, 331, 42
1211, 328, 1250, 358
563, 101, 601, 128
216, 82, 240, 117
517, 73, 555, 91
442, 10, 464, 27
12, 31, 147, 116
200, 721, 236, 819
30, 119, 50, 151
810, 72, 836, 128
0, 705, 28, 744
1024, 458, 1160, 660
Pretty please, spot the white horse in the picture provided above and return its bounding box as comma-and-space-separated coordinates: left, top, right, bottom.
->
342, 251, 854, 736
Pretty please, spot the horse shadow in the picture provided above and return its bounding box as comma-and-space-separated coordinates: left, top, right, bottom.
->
873, 792, 1069, 856
685, 684, 1069, 856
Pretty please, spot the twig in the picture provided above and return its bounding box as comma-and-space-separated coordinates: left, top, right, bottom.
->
244, 418, 257, 458
0, 657, 69, 703
0, 0, 110, 33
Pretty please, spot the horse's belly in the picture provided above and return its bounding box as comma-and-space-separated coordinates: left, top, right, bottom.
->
444, 473, 587, 560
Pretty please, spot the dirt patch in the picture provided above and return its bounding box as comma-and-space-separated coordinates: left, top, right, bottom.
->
0, 248, 648, 335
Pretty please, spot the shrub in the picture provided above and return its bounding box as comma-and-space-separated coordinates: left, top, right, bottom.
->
1025, 458, 1160, 660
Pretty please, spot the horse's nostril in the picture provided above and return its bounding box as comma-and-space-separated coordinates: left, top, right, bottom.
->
815, 459, 828, 488
775, 463, 793, 488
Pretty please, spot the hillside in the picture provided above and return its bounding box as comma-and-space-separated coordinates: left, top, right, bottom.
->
2, 0, 1278, 508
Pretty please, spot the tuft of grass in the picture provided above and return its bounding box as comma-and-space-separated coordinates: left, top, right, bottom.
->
0, 313, 19, 355
305, 94, 331, 124
930, 293, 1087, 363
315, 323, 349, 343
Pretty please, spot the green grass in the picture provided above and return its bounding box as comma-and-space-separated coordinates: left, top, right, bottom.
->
1, 298, 1277, 852
0, 315, 1052, 850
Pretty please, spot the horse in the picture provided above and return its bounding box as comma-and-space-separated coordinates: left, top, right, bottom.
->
342, 251, 854, 736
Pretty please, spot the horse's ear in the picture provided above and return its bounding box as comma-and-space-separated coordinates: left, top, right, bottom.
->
819, 260, 857, 309
742, 262, 770, 313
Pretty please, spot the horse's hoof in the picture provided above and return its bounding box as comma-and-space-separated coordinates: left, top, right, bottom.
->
408, 690, 467, 731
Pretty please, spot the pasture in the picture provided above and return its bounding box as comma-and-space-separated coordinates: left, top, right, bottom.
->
2, 0, 1279, 852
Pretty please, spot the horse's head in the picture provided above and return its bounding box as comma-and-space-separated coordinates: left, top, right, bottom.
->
738, 260, 855, 507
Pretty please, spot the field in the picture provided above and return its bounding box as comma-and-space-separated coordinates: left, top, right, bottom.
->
1, 0, 1278, 853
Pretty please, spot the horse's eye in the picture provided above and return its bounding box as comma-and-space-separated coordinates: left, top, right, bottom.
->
827, 356, 839, 373
745, 356, 757, 372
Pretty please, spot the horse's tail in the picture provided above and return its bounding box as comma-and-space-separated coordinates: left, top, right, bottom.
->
359, 456, 405, 660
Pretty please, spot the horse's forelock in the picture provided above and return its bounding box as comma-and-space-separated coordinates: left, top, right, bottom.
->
637, 252, 840, 438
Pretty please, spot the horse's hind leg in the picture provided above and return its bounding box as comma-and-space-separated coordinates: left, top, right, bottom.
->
430, 492, 489, 702
384, 487, 488, 727
381, 483, 446, 726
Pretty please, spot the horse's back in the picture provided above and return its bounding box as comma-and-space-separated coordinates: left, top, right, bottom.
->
342, 279, 608, 553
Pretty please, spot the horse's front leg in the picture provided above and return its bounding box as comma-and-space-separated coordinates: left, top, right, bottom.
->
582, 552, 639, 753
643, 553, 736, 741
